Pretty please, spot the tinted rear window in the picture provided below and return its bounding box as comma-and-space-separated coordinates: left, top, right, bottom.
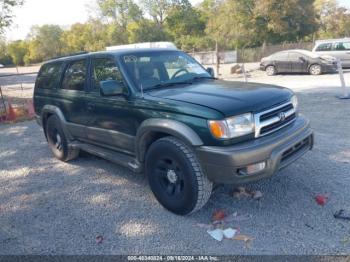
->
36, 62, 63, 89
334, 42, 350, 51
61, 59, 87, 91
316, 43, 332, 51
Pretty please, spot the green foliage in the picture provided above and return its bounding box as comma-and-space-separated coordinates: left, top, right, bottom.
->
165, 1, 206, 45
127, 20, 168, 43
8, 40, 27, 65
97, 0, 142, 29
315, 0, 350, 38
24, 25, 64, 63
2, 0, 350, 66
0, 39, 12, 64
0, 0, 24, 34
61, 21, 110, 53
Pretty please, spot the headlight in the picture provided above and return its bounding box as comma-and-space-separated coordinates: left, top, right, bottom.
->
291, 95, 298, 111
208, 113, 254, 139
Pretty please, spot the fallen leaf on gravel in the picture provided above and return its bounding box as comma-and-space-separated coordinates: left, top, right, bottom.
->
95, 235, 103, 244
212, 210, 226, 221
334, 209, 350, 221
252, 190, 263, 200
233, 187, 251, 199
305, 223, 314, 230
233, 234, 254, 243
233, 187, 263, 200
223, 212, 252, 222
315, 195, 328, 206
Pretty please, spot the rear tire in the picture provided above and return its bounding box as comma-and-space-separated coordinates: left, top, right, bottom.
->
266, 65, 277, 76
145, 136, 212, 215
309, 64, 322, 75
46, 115, 79, 162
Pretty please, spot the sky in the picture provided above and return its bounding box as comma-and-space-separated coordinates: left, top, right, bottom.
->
5, 0, 350, 41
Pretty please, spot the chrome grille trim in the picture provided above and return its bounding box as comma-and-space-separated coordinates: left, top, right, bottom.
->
254, 101, 296, 138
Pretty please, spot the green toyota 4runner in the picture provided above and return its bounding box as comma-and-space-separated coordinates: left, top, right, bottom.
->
34, 48, 314, 215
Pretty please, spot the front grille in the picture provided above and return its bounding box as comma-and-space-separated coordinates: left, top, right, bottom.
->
255, 101, 296, 137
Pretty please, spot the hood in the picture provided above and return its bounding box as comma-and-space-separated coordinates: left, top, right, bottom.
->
148, 80, 293, 117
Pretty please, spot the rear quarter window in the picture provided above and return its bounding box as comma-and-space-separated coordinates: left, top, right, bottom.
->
36, 62, 63, 89
334, 42, 350, 51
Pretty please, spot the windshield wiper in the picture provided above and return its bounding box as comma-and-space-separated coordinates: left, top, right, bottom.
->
145, 81, 192, 91
191, 76, 217, 81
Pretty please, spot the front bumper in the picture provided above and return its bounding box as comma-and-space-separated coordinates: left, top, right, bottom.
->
321, 63, 337, 73
196, 116, 313, 184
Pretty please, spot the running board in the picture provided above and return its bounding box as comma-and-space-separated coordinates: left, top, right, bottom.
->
71, 142, 143, 173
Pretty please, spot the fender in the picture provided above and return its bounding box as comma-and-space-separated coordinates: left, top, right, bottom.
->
41, 105, 74, 141
135, 118, 203, 162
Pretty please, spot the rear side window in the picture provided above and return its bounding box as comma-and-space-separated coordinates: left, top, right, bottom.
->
334, 42, 350, 51
288, 52, 303, 61
316, 43, 332, 51
92, 57, 124, 90
271, 52, 289, 60
62, 60, 87, 91
36, 62, 63, 89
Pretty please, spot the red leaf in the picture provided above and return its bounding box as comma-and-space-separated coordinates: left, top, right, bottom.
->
315, 195, 327, 206
212, 210, 226, 221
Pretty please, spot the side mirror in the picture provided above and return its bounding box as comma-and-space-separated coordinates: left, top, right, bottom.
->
100, 80, 125, 96
206, 67, 215, 77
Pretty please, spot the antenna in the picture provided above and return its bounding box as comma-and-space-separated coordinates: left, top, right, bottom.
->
140, 83, 144, 98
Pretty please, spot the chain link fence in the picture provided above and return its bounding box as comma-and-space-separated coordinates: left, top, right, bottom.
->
0, 68, 38, 122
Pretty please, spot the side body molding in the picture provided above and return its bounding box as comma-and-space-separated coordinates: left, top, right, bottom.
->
41, 105, 73, 141
135, 118, 203, 162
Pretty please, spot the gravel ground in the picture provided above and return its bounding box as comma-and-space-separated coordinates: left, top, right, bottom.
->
0, 71, 350, 255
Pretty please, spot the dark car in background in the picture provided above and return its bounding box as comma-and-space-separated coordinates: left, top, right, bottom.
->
260, 49, 337, 76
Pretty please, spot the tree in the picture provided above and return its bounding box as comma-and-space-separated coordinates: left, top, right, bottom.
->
142, 0, 187, 26
205, 0, 258, 49
61, 21, 109, 53
25, 25, 64, 62
0, 38, 12, 64
7, 40, 27, 65
165, 0, 207, 49
315, 0, 350, 38
254, 0, 319, 44
127, 19, 168, 43
0, 0, 24, 34
96, 0, 142, 29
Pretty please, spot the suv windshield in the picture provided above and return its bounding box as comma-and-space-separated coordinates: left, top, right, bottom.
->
121, 51, 212, 91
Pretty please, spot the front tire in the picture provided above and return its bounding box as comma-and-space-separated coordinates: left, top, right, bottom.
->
265, 65, 277, 76
46, 115, 79, 162
145, 136, 212, 215
309, 64, 322, 75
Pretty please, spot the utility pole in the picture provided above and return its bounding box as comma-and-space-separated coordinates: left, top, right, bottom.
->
215, 41, 219, 77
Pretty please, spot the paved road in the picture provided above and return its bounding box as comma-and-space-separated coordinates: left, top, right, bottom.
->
0, 75, 350, 255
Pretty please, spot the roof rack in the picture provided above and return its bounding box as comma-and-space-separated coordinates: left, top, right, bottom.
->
315, 37, 350, 43
50, 51, 89, 60
106, 42, 177, 51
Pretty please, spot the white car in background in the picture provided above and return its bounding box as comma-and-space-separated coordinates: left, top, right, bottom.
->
313, 38, 350, 67
0, 64, 4, 68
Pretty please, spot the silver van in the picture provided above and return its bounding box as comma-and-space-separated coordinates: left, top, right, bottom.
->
312, 38, 350, 67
